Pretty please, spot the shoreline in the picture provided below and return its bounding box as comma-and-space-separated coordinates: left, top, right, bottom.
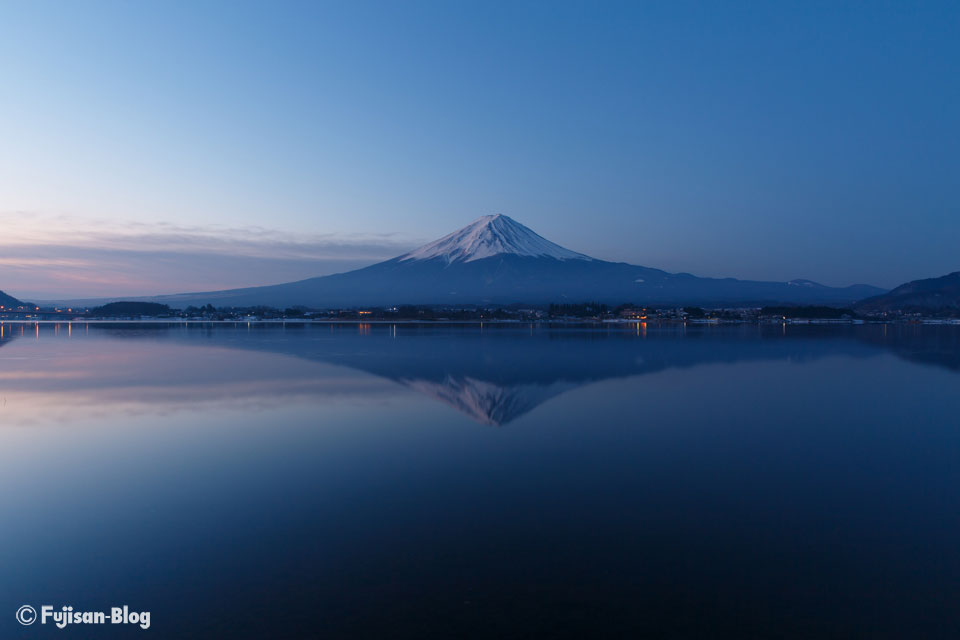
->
2, 318, 959, 326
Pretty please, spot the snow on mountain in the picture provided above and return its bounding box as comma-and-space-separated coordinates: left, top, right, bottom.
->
400, 375, 578, 426
398, 214, 593, 264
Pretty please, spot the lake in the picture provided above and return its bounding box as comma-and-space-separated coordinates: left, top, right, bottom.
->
2, 322, 959, 638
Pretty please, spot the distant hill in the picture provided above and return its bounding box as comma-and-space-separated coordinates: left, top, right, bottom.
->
856, 271, 960, 314
0, 289, 25, 308
141, 215, 885, 309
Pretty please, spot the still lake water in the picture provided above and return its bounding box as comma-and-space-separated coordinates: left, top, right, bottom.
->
2, 322, 959, 638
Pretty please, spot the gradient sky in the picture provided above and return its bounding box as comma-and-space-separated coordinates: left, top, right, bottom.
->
1, 1, 958, 298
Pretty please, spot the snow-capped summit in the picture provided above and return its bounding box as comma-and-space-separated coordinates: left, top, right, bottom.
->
398, 214, 593, 264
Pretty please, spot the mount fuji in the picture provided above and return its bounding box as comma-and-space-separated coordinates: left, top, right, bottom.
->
149, 214, 884, 308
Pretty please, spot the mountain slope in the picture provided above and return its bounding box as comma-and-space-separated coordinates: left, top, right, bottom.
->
0, 290, 24, 308
148, 215, 885, 308
856, 271, 960, 313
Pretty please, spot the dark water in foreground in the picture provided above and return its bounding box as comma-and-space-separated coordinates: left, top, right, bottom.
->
2, 322, 959, 639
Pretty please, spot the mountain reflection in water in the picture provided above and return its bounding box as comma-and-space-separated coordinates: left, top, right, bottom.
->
0, 322, 957, 426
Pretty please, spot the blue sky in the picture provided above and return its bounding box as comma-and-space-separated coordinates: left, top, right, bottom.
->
1, 1, 957, 297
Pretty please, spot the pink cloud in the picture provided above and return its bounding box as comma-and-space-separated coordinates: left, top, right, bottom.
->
0, 215, 420, 299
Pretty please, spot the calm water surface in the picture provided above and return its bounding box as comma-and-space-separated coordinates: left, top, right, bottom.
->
2, 322, 959, 638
